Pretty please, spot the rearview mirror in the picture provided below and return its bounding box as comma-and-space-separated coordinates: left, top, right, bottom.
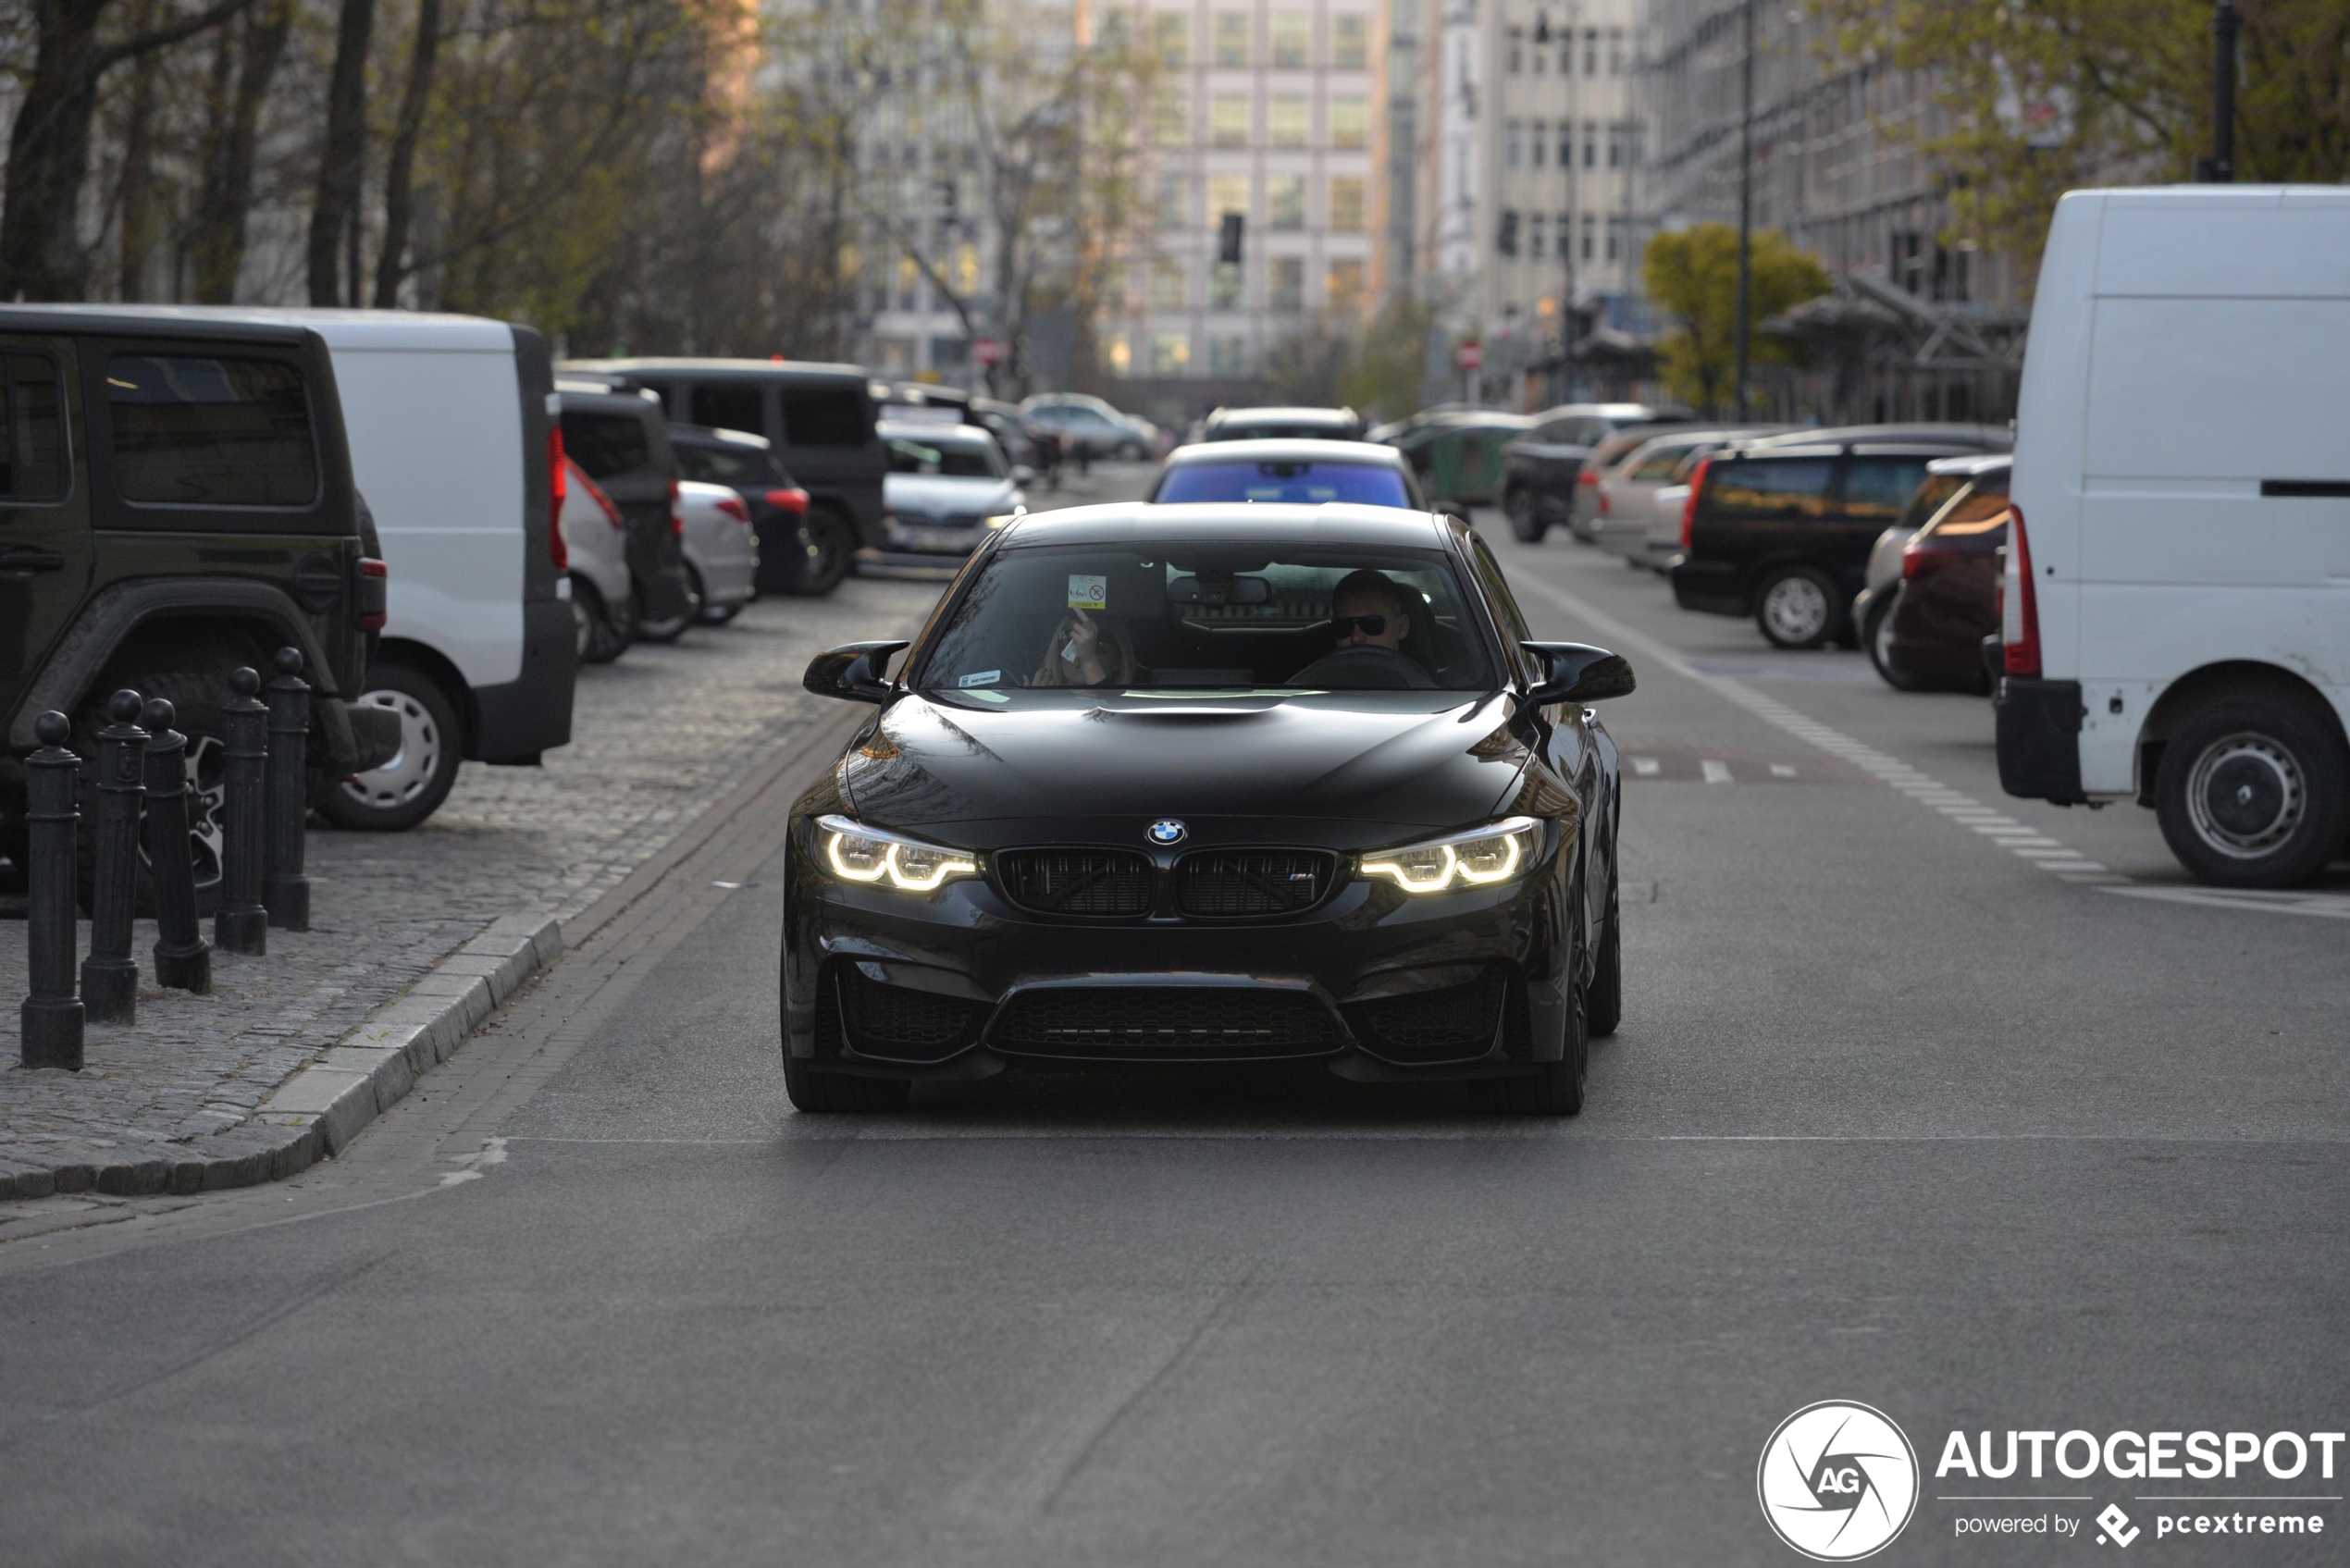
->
1523, 641, 1636, 705
1168, 573, 1272, 606
804, 639, 909, 704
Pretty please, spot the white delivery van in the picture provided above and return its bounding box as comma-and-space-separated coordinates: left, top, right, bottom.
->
226, 311, 576, 830
1997, 186, 2350, 887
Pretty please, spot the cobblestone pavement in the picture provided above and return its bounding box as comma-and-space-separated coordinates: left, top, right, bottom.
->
0, 462, 1152, 1201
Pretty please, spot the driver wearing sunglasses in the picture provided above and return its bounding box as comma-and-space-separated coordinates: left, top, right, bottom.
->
1322, 570, 1416, 659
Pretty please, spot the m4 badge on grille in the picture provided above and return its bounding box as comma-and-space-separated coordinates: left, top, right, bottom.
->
1147, 819, 1187, 846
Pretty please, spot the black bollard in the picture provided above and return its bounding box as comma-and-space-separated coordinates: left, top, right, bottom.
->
19, 712, 85, 1070
141, 698, 213, 994
80, 689, 148, 1023
215, 667, 268, 955
262, 647, 311, 932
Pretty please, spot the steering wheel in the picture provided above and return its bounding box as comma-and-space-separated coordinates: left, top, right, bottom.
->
1290, 644, 1438, 690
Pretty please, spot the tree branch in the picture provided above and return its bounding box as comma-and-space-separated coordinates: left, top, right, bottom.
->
95, 0, 254, 73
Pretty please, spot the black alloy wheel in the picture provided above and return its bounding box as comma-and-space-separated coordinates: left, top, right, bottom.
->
781, 507, 855, 597
2155, 699, 2350, 888
72, 671, 231, 916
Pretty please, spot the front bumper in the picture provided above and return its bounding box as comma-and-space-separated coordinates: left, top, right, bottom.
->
781, 826, 1577, 1082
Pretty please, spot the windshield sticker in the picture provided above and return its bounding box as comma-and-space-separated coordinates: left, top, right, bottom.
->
958, 670, 1003, 688
1067, 574, 1107, 610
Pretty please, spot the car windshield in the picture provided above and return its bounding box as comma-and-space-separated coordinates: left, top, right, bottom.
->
917, 541, 1496, 693
887, 436, 1004, 479
1155, 460, 1410, 507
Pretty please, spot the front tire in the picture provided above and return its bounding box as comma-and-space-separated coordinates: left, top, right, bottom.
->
72, 671, 231, 915
317, 664, 463, 832
634, 574, 697, 643
1755, 565, 1840, 650
1863, 588, 1921, 690
2154, 699, 2350, 888
1587, 880, 1622, 1038
781, 507, 856, 597
1504, 487, 1547, 543
1466, 983, 1587, 1116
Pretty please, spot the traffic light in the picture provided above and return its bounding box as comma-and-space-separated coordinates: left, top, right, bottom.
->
1218, 212, 1244, 265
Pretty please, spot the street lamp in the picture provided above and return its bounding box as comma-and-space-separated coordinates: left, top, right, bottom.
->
1734, 0, 1754, 422
2195, 0, 2240, 181
1533, 9, 1578, 402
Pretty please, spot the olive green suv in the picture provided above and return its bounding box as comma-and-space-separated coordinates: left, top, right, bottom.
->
0, 307, 397, 908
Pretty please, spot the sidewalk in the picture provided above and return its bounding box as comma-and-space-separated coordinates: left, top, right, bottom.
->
0, 574, 943, 1204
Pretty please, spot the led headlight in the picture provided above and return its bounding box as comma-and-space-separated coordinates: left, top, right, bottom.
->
819, 814, 980, 893
1358, 817, 1541, 894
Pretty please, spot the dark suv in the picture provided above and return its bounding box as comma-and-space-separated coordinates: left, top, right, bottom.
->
0, 308, 395, 906
560, 359, 878, 594
1670, 425, 2010, 648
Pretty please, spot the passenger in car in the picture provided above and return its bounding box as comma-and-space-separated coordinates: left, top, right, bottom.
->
1029, 608, 1138, 687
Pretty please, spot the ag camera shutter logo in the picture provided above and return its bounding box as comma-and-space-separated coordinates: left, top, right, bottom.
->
1758, 1401, 1920, 1561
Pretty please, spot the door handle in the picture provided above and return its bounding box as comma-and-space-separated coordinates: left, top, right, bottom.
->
0, 547, 66, 572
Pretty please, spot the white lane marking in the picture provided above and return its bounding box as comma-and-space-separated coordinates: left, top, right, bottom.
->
1701, 759, 1733, 784
2099, 885, 2350, 919
439, 1137, 510, 1188
1506, 568, 2132, 886
1632, 756, 1661, 777
1769, 763, 1797, 778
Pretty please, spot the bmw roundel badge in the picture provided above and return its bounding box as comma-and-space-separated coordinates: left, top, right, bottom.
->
1147, 819, 1188, 846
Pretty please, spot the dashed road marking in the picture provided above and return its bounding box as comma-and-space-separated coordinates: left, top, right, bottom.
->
1701, 759, 1733, 784
1632, 757, 1661, 777
1769, 763, 1797, 778
1509, 569, 2132, 886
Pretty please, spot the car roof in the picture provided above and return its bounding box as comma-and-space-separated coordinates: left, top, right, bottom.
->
879, 420, 996, 445
565, 356, 867, 385
669, 421, 772, 449
0, 302, 337, 348
1206, 405, 1358, 424
1529, 402, 1682, 422
1925, 451, 2013, 476
1744, 422, 2011, 451
997, 501, 1450, 549
1160, 438, 1407, 468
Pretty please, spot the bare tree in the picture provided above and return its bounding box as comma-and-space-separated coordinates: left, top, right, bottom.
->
307, 0, 375, 304
185, 0, 294, 302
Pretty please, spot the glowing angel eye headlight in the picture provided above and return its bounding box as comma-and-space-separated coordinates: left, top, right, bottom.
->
819, 815, 980, 893
1358, 818, 1541, 894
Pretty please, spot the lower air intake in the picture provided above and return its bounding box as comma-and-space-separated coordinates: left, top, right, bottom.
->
990, 987, 1340, 1059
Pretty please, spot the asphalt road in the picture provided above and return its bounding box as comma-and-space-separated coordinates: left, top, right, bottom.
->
3, 483, 2345, 1567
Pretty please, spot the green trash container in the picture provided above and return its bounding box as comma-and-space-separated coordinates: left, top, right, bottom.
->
1419, 417, 1528, 505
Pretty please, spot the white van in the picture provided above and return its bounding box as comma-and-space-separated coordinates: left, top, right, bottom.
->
1997, 186, 2350, 886
238, 312, 575, 830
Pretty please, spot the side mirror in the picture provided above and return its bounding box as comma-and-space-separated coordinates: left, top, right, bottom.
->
1523, 641, 1636, 705
804, 639, 909, 704
1011, 464, 1036, 487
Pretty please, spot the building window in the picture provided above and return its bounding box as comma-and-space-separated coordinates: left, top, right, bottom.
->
1528, 213, 1545, 259
1155, 92, 1189, 147
1107, 333, 1132, 376
1557, 124, 1573, 165
1268, 174, 1306, 229
1208, 334, 1249, 377
1607, 125, 1623, 168
1530, 118, 1546, 167
1582, 27, 1599, 75
1271, 94, 1308, 147
1271, 12, 1307, 67
1270, 256, 1305, 311
1329, 175, 1365, 231
1328, 259, 1365, 314
1332, 13, 1367, 68
1208, 171, 1249, 225
1152, 331, 1192, 374
1504, 119, 1522, 168
1214, 12, 1249, 67
1152, 256, 1188, 309
1497, 208, 1520, 257
1330, 95, 1368, 148
1605, 215, 1625, 262
1580, 213, 1596, 262
1211, 261, 1245, 309
1505, 25, 1522, 72
897, 253, 919, 310
1153, 12, 1188, 68
1582, 120, 1598, 168
1157, 170, 1187, 228
1212, 94, 1251, 147
1607, 26, 1625, 73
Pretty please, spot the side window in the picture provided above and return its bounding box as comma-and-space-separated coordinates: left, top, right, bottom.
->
0, 350, 68, 500
779, 387, 870, 448
562, 412, 651, 479
1466, 535, 1537, 676
1631, 448, 1688, 482
1841, 457, 1935, 519
689, 382, 766, 436
107, 354, 317, 507
1708, 458, 1834, 518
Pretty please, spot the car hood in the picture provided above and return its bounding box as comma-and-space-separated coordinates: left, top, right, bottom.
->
839, 688, 1533, 849
886, 474, 1019, 518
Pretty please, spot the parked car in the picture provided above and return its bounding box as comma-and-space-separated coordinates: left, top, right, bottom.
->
667, 423, 818, 599
1669, 424, 2011, 648
1147, 438, 1430, 511
969, 395, 1037, 467
1566, 428, 1678, 544
1019, 392, 1158, 460
674, 479, 761, 624
872, 379, 971, 426
1199, 405, 1366, 443
1389, 411, 1535, 506
1854, 453, 2009, 687
1878, 477, 2011, 694
560, 385, 697, 643
558, 455, 633, 664
1499, 403, 1696, 545
866, 422, 1031, 573
1595, 426, 1783, 563
0, 307, 395, 906
562, 358, 878, 595
1998, 184, 2350, 887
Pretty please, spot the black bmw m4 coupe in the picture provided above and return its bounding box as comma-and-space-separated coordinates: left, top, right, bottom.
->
782, 502, 1634, 1114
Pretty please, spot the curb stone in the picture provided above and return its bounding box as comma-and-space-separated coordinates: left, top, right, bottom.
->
0, 914, 563, 1201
